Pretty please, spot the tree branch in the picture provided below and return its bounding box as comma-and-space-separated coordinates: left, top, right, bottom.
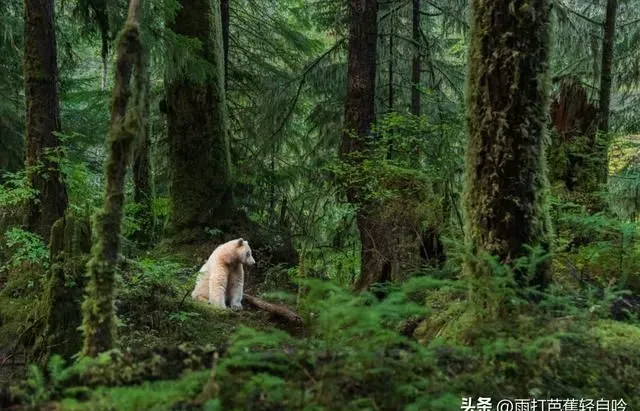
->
243, 294, 303, 324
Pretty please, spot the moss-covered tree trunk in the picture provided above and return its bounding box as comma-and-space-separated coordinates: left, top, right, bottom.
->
34, 213, 91, 363
82, 0, 146, 357
340, 0, 383, 291
131, 52, 154, 247
164, 0, 233, 244
464, 0, 553, 298
23, 0, 68, 239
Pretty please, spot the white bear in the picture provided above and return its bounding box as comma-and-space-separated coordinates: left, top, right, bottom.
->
191, 238, 256, 310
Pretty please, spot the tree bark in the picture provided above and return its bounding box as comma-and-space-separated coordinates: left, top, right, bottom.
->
464, 0, 553, 295
131, 52, 154, 247
410, 0, 421, 116
221, 0, 229, 89
388, 24, 394, 112
82, 0, 146, 357
595, 0, 617, 188
165, 0, 233, 244
23, 0, 68, 239
340, 0, 380, 291
598, 0, 617, 135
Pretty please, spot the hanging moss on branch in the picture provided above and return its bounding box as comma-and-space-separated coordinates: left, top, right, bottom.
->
463, 0, 553, 307
81, 0, 146, 357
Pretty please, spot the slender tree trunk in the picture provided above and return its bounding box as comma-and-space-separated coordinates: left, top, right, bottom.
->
590, 33, 600, 95
23, 0, 68, 239
596, 0, 617, 187
464, 0, 553, 298
598, 0, 617, 135
165, 0, 233, 243
221, 0, 229, 89
388, 23, 394, 112
340, 0, 380, 291
410, 0, 421, 116
82, 0, 146, 357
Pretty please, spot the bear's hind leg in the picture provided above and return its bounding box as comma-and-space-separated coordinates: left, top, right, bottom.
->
208, 270, 227, 309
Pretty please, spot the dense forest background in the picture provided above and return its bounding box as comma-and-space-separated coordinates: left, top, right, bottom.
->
1, 0, 640, 409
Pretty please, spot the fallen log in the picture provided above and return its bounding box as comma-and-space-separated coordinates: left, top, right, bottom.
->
243, 294, 303, 324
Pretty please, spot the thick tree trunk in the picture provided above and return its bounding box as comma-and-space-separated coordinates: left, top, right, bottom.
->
340, 0, 381, 291
464, 0, 553, 294
410, 0, 421, 116
165, 0, 233, 244
23, 0, 68, 239
82, 0, 145, 357
131, 53, 154, 247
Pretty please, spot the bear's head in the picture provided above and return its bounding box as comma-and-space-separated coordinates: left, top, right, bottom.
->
236, 238, 256, 266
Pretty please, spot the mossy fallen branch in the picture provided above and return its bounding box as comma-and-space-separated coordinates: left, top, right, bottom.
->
243, 294, 303, 325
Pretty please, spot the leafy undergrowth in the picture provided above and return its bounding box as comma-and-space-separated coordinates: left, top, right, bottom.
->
4, 276, 639, 411
3, 226, 640, 410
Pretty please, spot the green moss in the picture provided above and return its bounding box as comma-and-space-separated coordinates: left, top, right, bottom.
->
463, 0, 553, 302
82, 12, 146, 357
35, 213, 91, 363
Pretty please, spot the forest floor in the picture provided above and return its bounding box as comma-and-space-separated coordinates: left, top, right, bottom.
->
2, 238, 640, 410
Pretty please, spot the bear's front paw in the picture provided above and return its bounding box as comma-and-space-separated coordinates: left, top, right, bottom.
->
230, 304, 243, 311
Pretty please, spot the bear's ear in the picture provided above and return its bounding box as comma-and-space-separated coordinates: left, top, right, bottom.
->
236, 238, 244, 247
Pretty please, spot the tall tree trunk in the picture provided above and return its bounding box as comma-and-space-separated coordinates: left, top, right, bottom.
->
82, 0, 146, 357
23, 0, 68, 239
596, 0, 617, 186
410, 0, 421, 116
411, 0, 443, 268
340, 0, 381, 291
221, 0, 229, 89
164, 0, 233, 244
388, 23, 394, 112
131, 52, 154, 247
598, 0, 617, 135
464, 0, 553, 299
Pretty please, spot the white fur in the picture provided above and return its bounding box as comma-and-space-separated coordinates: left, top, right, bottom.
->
191, 238, 256, 310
